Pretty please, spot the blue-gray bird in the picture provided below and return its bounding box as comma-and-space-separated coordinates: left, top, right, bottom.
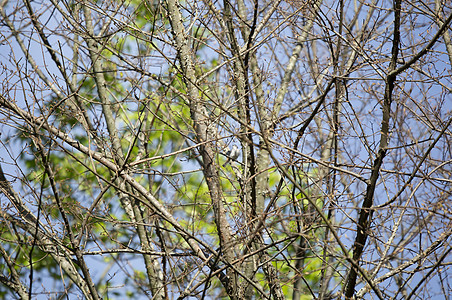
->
223, 144, 239, 167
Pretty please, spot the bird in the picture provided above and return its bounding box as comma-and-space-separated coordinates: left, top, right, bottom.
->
222, 144, 240, 167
